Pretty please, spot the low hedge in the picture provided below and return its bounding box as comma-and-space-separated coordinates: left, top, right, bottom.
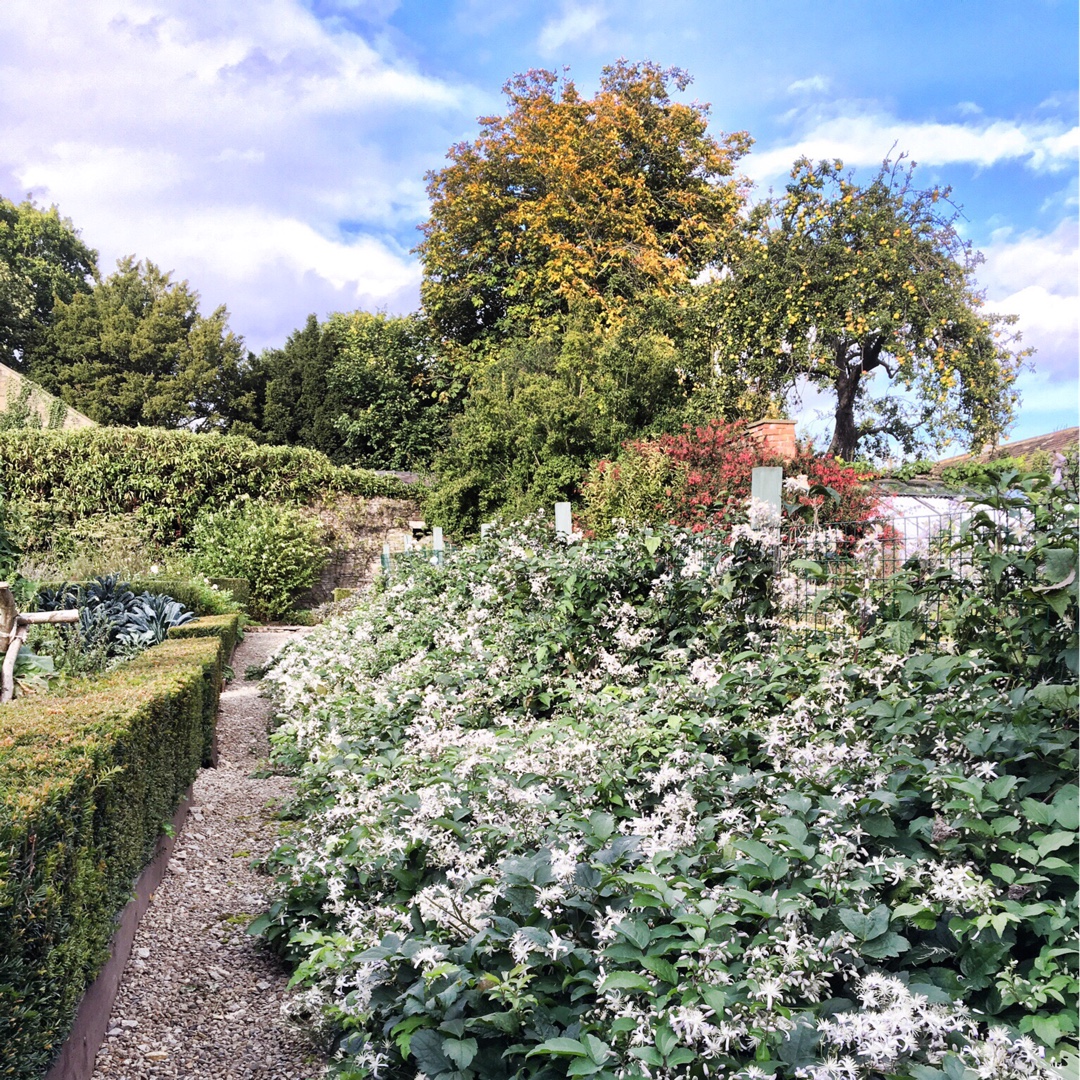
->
127, 577, 249, 616
35, 577, 249, 618
0, 628, 232, 1079
169, 612, 242, 663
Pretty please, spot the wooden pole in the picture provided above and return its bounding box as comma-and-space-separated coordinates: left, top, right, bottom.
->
0, 607, 78, 703
1, 623, 30, 703
0, 582, 17, 654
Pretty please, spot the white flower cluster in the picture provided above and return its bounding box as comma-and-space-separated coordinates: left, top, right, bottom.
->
253, 518, 1065, 1080
801, 973, 1052, 1080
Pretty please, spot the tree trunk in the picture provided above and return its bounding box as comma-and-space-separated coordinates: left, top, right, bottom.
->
828, 365, 862, 460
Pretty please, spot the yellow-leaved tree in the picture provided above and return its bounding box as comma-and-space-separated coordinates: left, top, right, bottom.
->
417, 61, 752, 352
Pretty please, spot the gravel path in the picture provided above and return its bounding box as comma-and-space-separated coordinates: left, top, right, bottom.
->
92, 629, 324, 1080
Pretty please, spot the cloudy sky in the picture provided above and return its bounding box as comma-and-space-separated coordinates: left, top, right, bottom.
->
1, 0, 1076, 447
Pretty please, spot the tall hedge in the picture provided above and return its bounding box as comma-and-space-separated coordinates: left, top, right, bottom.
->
0, 427, 410, 547
0, 633, 227, 1079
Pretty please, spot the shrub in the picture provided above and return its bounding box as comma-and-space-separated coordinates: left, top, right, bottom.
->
0, 427, 410, 552
191, 500, 330, 621
257, 482, 1078, 1079
0, 635, 226, 1080
583, 420, 880, 535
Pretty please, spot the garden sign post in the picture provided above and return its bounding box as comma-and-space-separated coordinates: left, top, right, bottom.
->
0, 582, 78, 703
554, 502, 572, 537
750, 467, 783, 525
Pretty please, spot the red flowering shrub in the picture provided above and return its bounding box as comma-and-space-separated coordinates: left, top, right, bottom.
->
582, 420, 880, 534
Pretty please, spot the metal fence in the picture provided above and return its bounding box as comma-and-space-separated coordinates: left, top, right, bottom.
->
775, 506, 1033, 636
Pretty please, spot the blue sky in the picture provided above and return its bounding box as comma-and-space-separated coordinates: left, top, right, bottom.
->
1, 0, 1076, 450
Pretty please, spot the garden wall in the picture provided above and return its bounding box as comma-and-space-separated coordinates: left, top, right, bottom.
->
297, 494, 421, 606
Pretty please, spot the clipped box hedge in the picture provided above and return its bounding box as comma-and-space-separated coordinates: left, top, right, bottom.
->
0, 627, 232, 1080
126, 577, 250, 616
169, 612, 243, 663
37, 577, 250, 618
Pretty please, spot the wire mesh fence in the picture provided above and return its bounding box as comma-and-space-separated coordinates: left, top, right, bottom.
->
775, 505, 1034, 637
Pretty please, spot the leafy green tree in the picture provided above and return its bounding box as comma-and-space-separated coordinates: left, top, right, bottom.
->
709, 157, 1026, 459
255, 314, 350, 459
0, 196, 97, 369
248, 312, 460, 470
425, 311, 695, 533
31, 257, 248, 429
324, 311, 459, 470
418, 61, 750, 352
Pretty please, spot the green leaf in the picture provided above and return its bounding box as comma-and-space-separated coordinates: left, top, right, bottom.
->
893, 902, 938, 931
1032, 1014, 1066, 1047
1042, 547, 1076, 586
246, 913, 272, 936
861, 931, 911, 959
442, 1036, 478, 1069
655, 1023, 678, 1060
566, 1058, 604, 1076
1052, 785, 1080, 830
1032, 684, 1078, 713
392, 1015, 430, 1057
628, 1046, 663, 1067
1036, 830, 1076, 858
599, 971, 653, 993
839, 904, 891, 941
987, 775, 1019, 801
641, 956, 679, 985
589, 810, 616, 841
667, 1047, 698, 1066
614, 919, 652, 951
779, 1018, 820, 1067
409, 1028, 452, 1075
581, 1034, 612, 1065
527, 1037, 591, 1058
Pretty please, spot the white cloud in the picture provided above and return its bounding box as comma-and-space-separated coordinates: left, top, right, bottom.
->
749, 110, 1079, 182
0, 0, 477, 350
978, 221, 1078, 380
787, 75, 831, 95
537, 3, 606, 57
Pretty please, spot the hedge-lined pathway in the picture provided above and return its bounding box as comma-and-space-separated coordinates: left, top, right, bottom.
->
92, 629, 324, 1080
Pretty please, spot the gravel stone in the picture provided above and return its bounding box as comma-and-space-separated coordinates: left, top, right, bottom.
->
92, 628, 325, 1080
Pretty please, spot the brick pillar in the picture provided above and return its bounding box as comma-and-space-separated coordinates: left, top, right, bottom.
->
747, 418, 797, 461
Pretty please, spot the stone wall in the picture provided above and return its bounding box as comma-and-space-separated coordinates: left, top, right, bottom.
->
0, 363, 96, 429
295, 493, 422, 607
